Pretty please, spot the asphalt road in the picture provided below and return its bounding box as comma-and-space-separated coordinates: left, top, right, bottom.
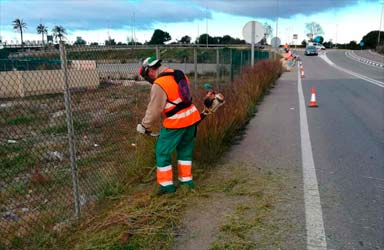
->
226, 49, 383, 249
300, 50, 384, 249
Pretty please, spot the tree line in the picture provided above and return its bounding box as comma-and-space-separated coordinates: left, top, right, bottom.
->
12, 18, 67, 46
9, 18, 384, 49
9, 19, 276, 46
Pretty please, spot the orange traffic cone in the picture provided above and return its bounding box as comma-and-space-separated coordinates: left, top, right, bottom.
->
301, 68, 305, 78
309, 88, 318, 107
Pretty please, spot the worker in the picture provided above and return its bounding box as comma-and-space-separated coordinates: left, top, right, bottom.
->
137, 56, 201, 195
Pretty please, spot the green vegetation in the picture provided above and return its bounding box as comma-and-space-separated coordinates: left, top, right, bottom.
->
0, 142, 38, 180
61, 59, 282, 250
42, 120, 88, 134
1, 56, 281, 249
5, 115, 36, 125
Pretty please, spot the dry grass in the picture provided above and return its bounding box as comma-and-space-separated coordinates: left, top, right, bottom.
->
62, 59, 283, 250
0, 58, 282, 250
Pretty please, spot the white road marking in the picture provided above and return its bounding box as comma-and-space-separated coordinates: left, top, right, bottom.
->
297, 67, 328, 250
320, 54, 384, 88
368, 49, 384, 58
345, 51, 384, 69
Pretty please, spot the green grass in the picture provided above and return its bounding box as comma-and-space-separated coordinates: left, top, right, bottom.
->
3, 179, 29, 196
7, 225, 62, 250
42, 120, 88, 134
77, 155, 101, 168
5, 115, 37, 125
0, 150, 38, 180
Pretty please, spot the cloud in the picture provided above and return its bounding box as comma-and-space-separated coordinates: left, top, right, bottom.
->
1, 0, 378, 33
1, 0, 208, 33
190, 0, 378, 20
1, 0, 379, 44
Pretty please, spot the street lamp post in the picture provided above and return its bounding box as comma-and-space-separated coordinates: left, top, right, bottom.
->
378, 1, 384, 46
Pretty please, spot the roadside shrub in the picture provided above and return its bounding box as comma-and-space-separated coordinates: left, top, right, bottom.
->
194, 59, 282, 164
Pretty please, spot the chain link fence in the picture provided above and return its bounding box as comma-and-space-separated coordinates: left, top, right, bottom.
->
0, 43, 270, 247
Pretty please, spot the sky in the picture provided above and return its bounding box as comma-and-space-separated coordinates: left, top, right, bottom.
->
0, 0, 383, 45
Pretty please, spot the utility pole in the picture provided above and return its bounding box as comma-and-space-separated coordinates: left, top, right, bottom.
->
378, 2, 384, 46
206, 5, 208, 48
276, 0, 279, 39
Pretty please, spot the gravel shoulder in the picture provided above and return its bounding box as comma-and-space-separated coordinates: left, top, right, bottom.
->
172, 69, 306, 250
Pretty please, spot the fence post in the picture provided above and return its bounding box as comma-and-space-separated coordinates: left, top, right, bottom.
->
240, 50, 243, 74
216, 47, 219, 89
59, 41, 81, 220
230, 48, 233, 82
156, 46, 160, 59
194, 47, 197, 89
16, 70, 25, 97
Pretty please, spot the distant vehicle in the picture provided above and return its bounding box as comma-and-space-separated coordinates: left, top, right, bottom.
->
310, 42, 326, 50
316, 44, 326, 50
305, 46, 318, 56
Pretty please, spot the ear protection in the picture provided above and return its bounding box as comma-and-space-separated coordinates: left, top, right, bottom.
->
138, 66, 149, 77
138, 66, 154, 84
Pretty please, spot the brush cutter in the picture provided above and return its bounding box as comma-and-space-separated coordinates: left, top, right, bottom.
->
137, 83, 225, 137
200, 83, 225, 120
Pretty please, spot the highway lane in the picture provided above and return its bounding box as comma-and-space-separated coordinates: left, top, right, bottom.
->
299, 52, 384, 249
325, 50, 384, 82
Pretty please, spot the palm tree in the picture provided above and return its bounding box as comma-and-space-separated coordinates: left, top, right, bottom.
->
37, 24, 48, 45
13, 18, 27, 45
52, 25, 67, 43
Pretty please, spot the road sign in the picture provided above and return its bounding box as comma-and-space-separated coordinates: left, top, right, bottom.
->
360, 41, 365, 47
271, 37, 281, 49
293, 34, 298, 40
314, 36, 323, 43
242, 21, 265, 44
242, 21, 265, 67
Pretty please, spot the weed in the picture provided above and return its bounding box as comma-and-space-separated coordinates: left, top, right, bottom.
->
0, 58, 282, 249
0, 151, 38, 180
42, 120, 88, 134
6, 115, 36, 125
98, 177, 124, 200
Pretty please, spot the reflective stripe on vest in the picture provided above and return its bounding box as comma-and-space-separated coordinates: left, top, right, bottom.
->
155, 69, 201, 129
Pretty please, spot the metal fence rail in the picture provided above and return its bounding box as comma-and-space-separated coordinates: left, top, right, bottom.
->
0, 43, 270, 247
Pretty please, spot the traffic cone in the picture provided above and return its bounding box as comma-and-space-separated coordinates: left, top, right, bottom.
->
301, 68, 305, 78
309, 88, 318, 107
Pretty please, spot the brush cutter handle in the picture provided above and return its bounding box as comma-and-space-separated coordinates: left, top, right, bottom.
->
137, 123, 159, 137
136, 123, 152, 135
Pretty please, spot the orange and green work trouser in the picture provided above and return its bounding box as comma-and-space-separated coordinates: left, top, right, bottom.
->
156, 124, 196, 193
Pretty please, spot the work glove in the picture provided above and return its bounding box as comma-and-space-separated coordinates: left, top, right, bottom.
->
136, 123, 151, 135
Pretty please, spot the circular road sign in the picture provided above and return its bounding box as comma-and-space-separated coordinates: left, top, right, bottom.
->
271, 37, 281, 49
242, 21, 265, 44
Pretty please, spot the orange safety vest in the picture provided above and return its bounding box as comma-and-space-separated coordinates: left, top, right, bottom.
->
155, 69, 201, 129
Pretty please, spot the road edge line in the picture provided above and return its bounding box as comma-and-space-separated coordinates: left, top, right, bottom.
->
320, 54, 384, 88
297, 67, 328, 250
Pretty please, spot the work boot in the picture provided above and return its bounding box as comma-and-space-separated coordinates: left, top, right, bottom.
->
179, 180, 194, 189
157, 184, 176, 195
